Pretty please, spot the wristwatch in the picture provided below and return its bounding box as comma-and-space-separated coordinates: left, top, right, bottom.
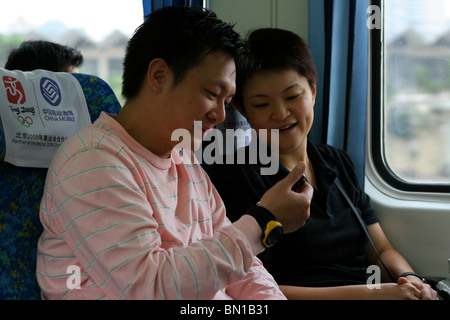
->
246, 206, 284, 248
398, 272, 427, 283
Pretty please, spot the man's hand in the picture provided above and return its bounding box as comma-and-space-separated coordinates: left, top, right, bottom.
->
259, 162, 313, 233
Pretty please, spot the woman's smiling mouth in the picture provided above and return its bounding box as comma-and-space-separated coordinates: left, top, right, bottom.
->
277, 123, 297, 133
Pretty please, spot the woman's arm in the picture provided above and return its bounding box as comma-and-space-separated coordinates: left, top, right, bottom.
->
366, 223, 438, 300
279, 282, 421, 300
366, 223, 414, 281
277, 223, 438, 300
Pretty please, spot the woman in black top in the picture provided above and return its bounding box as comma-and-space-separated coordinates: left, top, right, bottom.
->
204, 28, 437, 300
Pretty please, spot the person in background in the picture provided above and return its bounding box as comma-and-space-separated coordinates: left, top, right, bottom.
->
36, 7, 313, 300
203, 28, 438, 300
5, 40, 83, 72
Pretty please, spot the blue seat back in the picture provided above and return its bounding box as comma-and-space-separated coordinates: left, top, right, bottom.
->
0, 71, 121, 299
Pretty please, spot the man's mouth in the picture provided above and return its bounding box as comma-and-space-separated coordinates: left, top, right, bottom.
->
202, 126, 213, 136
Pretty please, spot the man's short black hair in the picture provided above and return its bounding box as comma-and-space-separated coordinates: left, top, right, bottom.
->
122, 6, 244, 100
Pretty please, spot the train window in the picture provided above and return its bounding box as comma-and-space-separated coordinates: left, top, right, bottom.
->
371, 0, 450, 192
0, 0, 143, 105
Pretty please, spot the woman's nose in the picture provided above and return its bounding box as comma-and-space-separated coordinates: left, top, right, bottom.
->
272, 102, 290, 120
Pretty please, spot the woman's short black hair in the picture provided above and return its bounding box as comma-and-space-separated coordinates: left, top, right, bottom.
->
234, 28, 318, 110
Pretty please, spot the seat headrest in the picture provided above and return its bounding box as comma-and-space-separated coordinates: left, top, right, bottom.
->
0, 68, 92, 168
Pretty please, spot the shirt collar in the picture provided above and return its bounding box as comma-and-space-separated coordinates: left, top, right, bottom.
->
306, 139, 338, 193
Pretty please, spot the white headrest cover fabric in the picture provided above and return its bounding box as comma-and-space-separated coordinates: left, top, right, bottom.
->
0, 68, 91, 168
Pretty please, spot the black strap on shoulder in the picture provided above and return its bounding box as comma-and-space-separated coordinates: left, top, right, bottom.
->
335, 177, 396, 283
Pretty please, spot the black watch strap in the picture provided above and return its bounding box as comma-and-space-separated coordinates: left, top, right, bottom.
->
398, 272, 427, 283
247, 206, 277, 229
246, 206, 283, 248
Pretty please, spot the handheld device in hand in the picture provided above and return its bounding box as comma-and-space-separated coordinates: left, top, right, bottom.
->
292, 173, 308, 191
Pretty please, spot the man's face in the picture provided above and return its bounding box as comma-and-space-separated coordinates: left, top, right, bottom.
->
162, 50, 236, 152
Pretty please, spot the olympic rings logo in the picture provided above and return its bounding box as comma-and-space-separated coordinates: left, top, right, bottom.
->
17, 115, 34, 128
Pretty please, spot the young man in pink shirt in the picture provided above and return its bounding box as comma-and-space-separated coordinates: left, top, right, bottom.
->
36, 6, 313, 300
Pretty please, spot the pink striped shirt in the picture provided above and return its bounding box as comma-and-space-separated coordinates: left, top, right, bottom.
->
36, 112, 285, 300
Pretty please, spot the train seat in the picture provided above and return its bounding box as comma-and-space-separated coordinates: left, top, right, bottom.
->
0, 68, 121, 299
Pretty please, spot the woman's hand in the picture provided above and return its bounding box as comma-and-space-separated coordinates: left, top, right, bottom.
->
403, 276, 439, 300
370, 277, 438, 300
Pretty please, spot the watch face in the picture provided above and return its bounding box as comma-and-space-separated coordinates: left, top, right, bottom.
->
266, 225, 283, 247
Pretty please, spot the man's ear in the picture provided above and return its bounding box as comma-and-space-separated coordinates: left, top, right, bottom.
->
146, 58, 170, 92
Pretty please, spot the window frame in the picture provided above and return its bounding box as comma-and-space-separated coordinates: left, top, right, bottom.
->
370, 0, 450, 193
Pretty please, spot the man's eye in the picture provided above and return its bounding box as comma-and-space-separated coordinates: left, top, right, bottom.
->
206, 90, 218, 98
253, 103, 269, 108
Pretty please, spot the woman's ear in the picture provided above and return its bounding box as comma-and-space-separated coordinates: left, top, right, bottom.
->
146, 58, 170, 92
311, 81, 317, 105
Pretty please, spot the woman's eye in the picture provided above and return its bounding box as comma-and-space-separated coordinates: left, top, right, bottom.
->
287, 94, 301, 101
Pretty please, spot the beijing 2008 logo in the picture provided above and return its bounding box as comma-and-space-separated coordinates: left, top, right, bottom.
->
2, 76, 26, 104
40, 77, 62, 106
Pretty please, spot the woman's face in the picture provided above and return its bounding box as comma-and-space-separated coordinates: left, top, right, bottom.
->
241, 69, 316, 154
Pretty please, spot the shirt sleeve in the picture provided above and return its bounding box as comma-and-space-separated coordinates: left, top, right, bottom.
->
44, 144, 281, 300
221, 256, 287, 300
219, 212, 286, 300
